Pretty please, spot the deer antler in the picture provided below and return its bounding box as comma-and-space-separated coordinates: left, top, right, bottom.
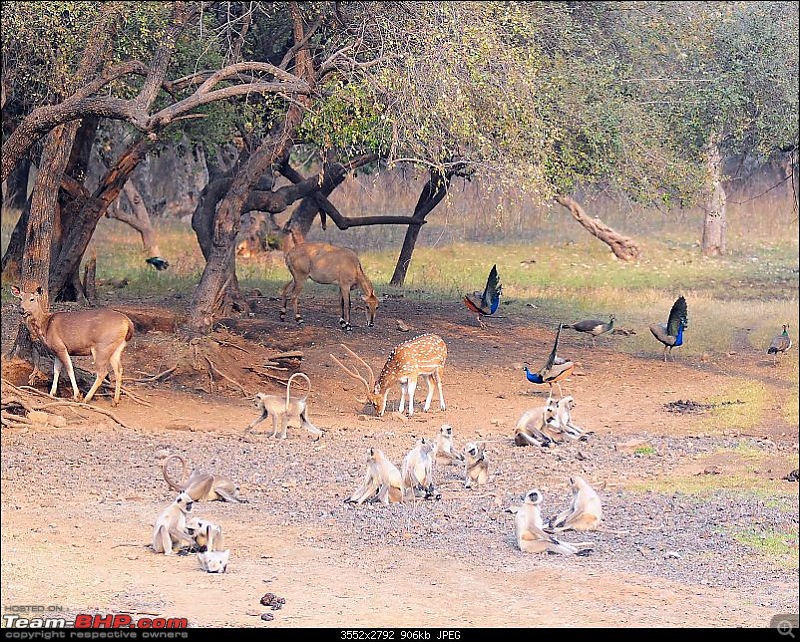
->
338, 344, 375, 390
330, 353, 372, 402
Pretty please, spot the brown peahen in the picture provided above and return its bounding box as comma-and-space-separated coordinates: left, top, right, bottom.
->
562, 315, 615, 347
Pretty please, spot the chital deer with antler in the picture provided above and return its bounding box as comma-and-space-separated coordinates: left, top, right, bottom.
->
279, 230, 379, 331
331, 333, 448, 417
11, 285, 134, 406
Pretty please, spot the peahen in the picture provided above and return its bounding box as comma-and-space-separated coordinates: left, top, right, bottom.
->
767, 324, 792, 365
463, 264, 502, 328
523, 325, 574, 399
562, 315, 615, 347
649, 296, 688, 362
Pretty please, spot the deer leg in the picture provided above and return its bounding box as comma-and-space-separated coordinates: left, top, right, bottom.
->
433, 369, 446, 411
50, 357, 64, 397
398, 382, 407, 414
340, 286, 352, 332
58, 349, 83, 401
108, 343, 126, 407
83, 362, 110, 405
279, 280, 293, 321
422, 375, 435, 412
406, 378, 418, 417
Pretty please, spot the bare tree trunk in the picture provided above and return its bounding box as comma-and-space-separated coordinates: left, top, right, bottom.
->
2, 158, 31, 211
49, 135, 157, 297
555, 194, 641, 262
106, 177, 162, 257
390, 169, 453, 286
701, 138, 727, 256
187, 109, 305, 332
1, 197, 29, 281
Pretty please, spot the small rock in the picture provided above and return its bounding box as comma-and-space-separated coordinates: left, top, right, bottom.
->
395, 319, 411, 332
260, 613, 274, 622
664, 551, 682, 559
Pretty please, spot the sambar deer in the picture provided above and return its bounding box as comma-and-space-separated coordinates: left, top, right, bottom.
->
11, 285, 134, 406
279, 233, 379, 331
330, 333, 448, 417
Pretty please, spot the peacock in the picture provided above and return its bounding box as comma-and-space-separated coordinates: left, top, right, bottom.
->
463, 264, 502, 328
524, 325, 574, 399
145, 256, 170, 271
562, 315, 615, 347
767, 324, 792, 365
649, 296, 688, 362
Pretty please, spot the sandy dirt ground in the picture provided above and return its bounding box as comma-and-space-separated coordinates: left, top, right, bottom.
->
1, 293, 798, 628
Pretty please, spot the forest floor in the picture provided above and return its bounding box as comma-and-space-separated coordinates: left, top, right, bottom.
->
1, 291, 798, 629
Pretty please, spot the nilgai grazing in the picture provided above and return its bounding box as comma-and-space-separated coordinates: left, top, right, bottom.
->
11, 285, 134, 406
331, 333, 448, 417
279, 233, 379, 331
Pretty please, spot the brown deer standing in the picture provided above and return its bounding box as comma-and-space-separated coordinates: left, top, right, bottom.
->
279, 230, 379, 331
11, 285, 134, 406
331, 333, 447, 417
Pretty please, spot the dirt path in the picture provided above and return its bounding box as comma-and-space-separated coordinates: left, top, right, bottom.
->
2, 297, 797, 628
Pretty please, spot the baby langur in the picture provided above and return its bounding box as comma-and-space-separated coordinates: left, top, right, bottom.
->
513, 402, 557, 447
152, 492, 195, 555
464, 441, 489, 489
247, 372, 323, 440
346, 447, 404, 505
549, 476, 603, 532
514, 489, 593, 555
186, 517, 226, 552
551, 396, 588, 442
401, 438, 440, 500
432, 424, 465, 466
197, 549, 230, 574
162, 454, 243, 503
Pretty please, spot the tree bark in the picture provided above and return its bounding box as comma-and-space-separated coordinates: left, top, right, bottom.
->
2, 158, 31, 211
390, 169, 454, 286
701, 139, 727, 257
49, 135, 157, 298
555, 194, 641, 262
106, 174, 162, 257
187, 109, 306, 332
187, 3, 313, 332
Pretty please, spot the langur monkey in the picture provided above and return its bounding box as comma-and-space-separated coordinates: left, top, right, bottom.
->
432, 424, 464, 466
464, 441, 489, 489
551, 396, 588, 441
197, 549, 230, 573
247, 372, 323, 440
346, 448, 404, 505
162, 454, 243, 503
401, 438, 439, 500
549, 476, 603, 532
152, 492, 195, 555
513, 402, 557, 447
514, 489, 593, 555
186, 517, 226, 552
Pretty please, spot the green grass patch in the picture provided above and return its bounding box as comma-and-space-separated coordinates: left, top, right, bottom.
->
733, 529, 799, 568
633, 445, 657, 456
698, 380, 772, 434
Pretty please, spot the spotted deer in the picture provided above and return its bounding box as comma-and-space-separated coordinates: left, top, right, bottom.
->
330, 333, 447, 417
10, 285, 134, 406
279, 230, 379, 331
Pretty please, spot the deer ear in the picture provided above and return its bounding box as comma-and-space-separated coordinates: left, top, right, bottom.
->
10, 285, 21, 297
